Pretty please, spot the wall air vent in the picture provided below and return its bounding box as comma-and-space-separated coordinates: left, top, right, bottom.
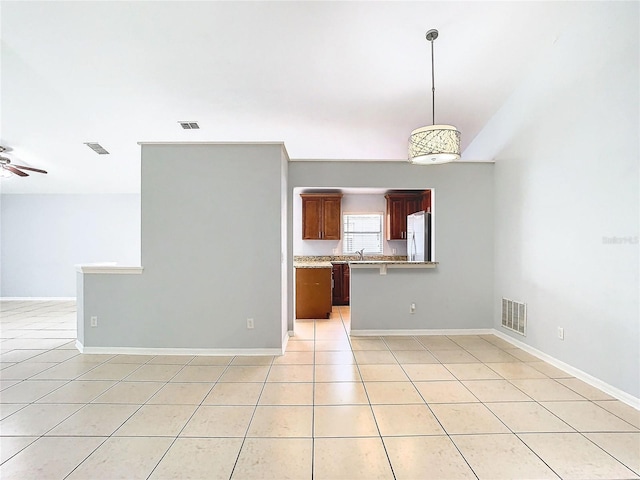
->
84, 143, 109, 155
179, 121, 200, 129
502, 298, 526, 336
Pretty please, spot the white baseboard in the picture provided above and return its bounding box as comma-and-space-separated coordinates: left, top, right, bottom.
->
76, 340, 285, 356
1, 297, 76, 301
350, 328, 494, 337
492, 330, 640, 410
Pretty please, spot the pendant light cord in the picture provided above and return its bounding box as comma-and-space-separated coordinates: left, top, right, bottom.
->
430, 36, 435, 125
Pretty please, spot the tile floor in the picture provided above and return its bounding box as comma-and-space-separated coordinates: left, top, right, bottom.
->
0, 300, 639, 479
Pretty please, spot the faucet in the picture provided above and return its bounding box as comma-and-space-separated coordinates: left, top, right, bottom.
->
356, 249, 365, 260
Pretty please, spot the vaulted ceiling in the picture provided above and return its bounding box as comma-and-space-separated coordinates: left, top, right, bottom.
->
0, 1, 605, 193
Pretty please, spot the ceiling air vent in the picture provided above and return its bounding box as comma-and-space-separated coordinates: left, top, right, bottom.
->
84, 143, 109, 155
178, 121, 200, 130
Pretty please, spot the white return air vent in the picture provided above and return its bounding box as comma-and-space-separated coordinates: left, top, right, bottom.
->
502, 298, 526, 335
84, 142, 109, 155
178, 121, 200, 129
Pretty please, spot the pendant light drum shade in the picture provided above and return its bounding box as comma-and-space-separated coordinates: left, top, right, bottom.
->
409, 125, 460, 164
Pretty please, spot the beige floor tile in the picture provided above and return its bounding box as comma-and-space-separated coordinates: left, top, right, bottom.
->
314, 382, 369, 405
462, 379, 533, 402
504, 348, 541, 362
0, 362, 58, 380
315, 339, 352, 351
273, 351, 314, 364
181, 405, 254, 437
29, 362, 98, 380
315, 364, 362, 382
0, 379, 20, 391
314, 404, 378, 437
402, 363, 456, 381
218, 365, 270, 382
373, 404, 444, 436
0, 403, 81, 435
0, 379, 67, 403
479, 335, 515, 349
432, 349, 480, 363
115, 404, 197, 436
0, 350, 48, 363
417, 336, 465, 350
365, 381, 424, 404
147, 355, 195, 365
150, 437, 243, 479
231, 355, 274, 366
188, 355, 234, 366
62, 354, 113, 365
66, 436, 173, 480
267, 364, 314, 382
203, 382, 263, 405
285, 339, 314, 352
430, 403, 510, 434
354, 349, 398, 364
232, 438, 312, 479
453, 434, 560, 479
393, 350, 440, 364
527, 361, 574, 378
444, 362, 503, 380
123, 363, 183, 382
259, 382, 313, 405
541, 401, 639, 432
147, 382, 211, 405
247, 405, 313, 437
47, 403, 139, 436
383, 337, 425, 351
486, 401, 575, 433
509, 378, 586, 401
595, 400, 640, 428
520, 432, 639, 479
107, 354, 156, 364
415, 380, 479, 403
585, 432, 640, 475
314, 437, 394, 479
449, 335, 494, 349
315, 327, 349, 341
314, 350, 355, 365
466, 348, 520, 363
359, 364, 409, 382
92, 381, 164, 404
557, 377, 615, 400
487, 362, 548, 379
384, 435, 476, 479
34, 380, 115, 403
0, 403, 27, 420
292, 321, 315, 340
0, 436, 37, 464
0, 436, 104, 480
169, 365, 225, 382
77, 362, 141, 380
350, 338, 389, 351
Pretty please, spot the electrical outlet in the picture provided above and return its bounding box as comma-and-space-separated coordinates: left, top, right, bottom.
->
90, 316, 98, 327
247, 318, 254, 329
410, 303, 416, 314
558, 327, 564, 340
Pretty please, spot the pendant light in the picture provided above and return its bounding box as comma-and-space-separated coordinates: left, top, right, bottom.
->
409, 29, 461, 165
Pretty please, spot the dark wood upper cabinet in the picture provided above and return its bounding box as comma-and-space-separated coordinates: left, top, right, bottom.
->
301, 193, 342, 240
385, 190, 431, 240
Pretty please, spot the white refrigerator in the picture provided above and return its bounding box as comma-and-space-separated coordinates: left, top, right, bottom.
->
407, 211, 432, 262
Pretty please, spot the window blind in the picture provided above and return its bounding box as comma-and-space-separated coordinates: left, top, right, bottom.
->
343, 213, 383, 254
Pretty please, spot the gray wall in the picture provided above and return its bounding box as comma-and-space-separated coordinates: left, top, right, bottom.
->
288, 161, 495, 332
0, 194, 140, 297
80, 143, 288, 350
467, 3, 639, 397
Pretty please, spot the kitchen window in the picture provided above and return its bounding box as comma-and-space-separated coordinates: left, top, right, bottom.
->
343, 213, 384, 255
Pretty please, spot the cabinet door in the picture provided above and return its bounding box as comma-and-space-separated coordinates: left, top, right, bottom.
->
302, 197, 323, 239
386, 196, 406, 240
342, 264, 350, 304
322, 197, 342, 240
406, 197, 422, 216
332, 263, 343, 305
421, 190, 432, 213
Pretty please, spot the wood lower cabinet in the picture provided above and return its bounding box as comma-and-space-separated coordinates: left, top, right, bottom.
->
331, 262, 350, 306
301, 193, 342, 240
296, 267, 332, 319
385, 190, 431, 240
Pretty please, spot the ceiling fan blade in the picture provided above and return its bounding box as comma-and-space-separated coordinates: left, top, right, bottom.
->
11, 164, 47, 174
5, 165, 29, 177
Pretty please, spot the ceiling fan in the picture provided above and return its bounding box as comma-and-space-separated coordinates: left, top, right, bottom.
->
0, 146, 47, 177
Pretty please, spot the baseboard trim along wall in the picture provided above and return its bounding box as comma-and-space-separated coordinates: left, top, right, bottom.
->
1, 297, 76, 301
76, 341, 286, 356
350, 329, 495, 336
492, 330, 640, 410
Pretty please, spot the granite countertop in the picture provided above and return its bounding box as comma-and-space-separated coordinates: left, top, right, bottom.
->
294, 261, 333, 269
295, 255, 408, 263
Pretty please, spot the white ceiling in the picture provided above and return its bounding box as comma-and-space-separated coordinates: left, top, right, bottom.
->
1, 1, 596, 194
